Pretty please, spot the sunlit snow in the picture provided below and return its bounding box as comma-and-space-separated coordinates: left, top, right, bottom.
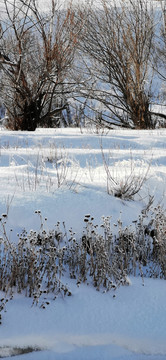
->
0, 127, 165, 359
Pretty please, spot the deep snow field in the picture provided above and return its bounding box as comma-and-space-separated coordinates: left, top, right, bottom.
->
0, 127, 166, 359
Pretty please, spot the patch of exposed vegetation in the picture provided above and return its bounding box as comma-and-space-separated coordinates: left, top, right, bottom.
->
0, 206, 165, 323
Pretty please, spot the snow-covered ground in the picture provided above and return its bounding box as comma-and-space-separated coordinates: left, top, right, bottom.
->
1, 277, 166, 360
0, 127, 166, 359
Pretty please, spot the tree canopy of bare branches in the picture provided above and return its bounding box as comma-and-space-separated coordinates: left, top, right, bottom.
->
154, 0, 166, 83
77, 0, 156, 129
0, 0, 80, 130
0, 0, 165, 130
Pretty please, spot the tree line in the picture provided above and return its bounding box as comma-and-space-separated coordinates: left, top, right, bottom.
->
0, 0, 165, 131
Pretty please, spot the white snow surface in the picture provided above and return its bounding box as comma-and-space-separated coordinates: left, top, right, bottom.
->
0, 127, 166, 359
1, 277, 166, 360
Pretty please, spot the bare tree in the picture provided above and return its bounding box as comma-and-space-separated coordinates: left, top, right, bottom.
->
149, 0, 166, 126
0, 0, 80, 130
154, 1, 166, 82
77, 0, 156, 129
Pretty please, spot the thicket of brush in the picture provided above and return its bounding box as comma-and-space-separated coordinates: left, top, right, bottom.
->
0, 206, 165, 323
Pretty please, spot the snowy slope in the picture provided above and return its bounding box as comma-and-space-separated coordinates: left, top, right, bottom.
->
0, 127, 165, 359
0, 128, 165, 236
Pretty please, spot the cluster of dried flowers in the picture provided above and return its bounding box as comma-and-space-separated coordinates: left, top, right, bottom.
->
0, 206, 165, 323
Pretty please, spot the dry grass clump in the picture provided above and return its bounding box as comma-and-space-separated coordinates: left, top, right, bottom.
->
113, 205, 166, 279
101, 144, 151, 200
146, 205, 166, 278
65, 215, 128, 291
0, 212, 71, 312
0, 206, 165, 323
